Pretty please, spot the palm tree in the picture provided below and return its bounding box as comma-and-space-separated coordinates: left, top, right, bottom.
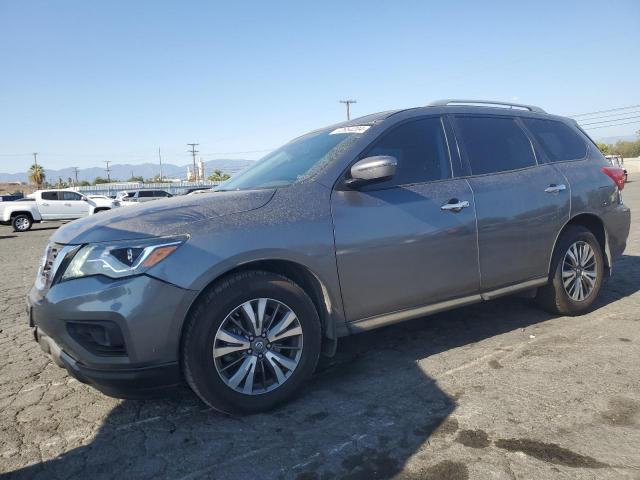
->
28, 163, 46, 188
207, 169, 231, 182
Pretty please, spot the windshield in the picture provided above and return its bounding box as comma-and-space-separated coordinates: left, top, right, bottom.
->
216, 126, 368, 191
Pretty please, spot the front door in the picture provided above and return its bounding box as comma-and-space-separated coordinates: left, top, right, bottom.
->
331, 116, 480, 322
452, 114, 570, 290
60, 191, 90, 218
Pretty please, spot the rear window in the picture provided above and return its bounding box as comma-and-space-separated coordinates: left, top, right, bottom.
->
522, 118, 587, 162
455, 116, 536, 175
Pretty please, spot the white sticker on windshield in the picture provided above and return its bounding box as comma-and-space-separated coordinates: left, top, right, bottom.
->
330, 125, 370, 135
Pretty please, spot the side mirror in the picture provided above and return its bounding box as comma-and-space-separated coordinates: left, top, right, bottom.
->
81, 195, 89, 201
347, 155, 397, 186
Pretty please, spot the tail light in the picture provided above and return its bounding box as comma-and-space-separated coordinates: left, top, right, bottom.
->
601, 166, 625, 190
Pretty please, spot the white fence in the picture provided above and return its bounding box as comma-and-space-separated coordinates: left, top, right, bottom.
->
73, 181, 221, 196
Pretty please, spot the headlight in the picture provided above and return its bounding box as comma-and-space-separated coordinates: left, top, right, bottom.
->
60, 235, 187, 282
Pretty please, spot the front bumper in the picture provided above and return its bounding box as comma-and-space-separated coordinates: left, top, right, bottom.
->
27, 274, 198, 398
34, 327, 181, 397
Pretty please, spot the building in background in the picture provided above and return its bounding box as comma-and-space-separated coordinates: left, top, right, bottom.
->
199, 158, 205, 181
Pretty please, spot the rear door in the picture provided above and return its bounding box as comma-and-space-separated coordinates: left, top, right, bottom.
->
37, 191, 62, 219
331, 116, 480, 322
452, 115, 570, 290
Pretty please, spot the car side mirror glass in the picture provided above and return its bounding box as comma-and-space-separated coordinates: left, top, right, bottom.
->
348, 155, 397, 186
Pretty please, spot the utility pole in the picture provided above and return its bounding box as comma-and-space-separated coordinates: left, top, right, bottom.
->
73, 167, 79, 186
187, 143, 199, 181
339, 99, 357, 120
158, 147, 164, 182
104, 161, 111, 183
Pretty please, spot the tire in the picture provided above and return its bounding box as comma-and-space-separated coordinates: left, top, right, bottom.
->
181, 270, 321, 414
535, 226, 604, 315
11, 214, 32, 232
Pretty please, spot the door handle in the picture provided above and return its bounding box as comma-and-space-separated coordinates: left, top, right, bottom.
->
441, 199, 470, 212
41, 202, 49, 206
64, 203, 72, 206
545, 184, 566, 194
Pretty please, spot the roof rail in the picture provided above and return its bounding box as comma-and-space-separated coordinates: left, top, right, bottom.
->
427, 99, 546, 114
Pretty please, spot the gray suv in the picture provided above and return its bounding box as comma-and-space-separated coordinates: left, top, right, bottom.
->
27, 100, 630, 413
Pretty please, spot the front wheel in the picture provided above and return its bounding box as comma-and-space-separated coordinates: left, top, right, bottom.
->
12, 214, 32, 232
182, 271, 321, 414
536, 226, 604, 315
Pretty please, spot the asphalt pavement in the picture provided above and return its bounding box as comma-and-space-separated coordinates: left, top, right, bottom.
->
1, 183, 639, 479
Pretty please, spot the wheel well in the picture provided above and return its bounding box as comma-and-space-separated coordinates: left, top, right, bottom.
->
10, 211, 34, 221
186, 260, 335, 341
93, 207, 110, 213
560, 214, 608, 268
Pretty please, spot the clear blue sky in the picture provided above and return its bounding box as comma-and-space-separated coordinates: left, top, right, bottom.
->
1, 0, 639, 172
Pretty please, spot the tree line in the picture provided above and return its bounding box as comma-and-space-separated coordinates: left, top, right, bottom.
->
597, 130, 640, 158
27, 167, 232, 189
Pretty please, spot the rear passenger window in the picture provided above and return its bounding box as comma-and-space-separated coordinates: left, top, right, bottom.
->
363, 117, 451, 188
41, 192, 59, 200
455, 116, 536, 175
522, 118, 586, 162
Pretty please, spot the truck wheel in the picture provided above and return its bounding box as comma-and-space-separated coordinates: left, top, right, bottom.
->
181, 271, 321, 414
535, 226, 604, 315
12, 214, 32, 232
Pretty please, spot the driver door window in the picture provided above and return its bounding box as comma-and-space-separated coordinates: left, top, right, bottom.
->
360, 117, 452, 190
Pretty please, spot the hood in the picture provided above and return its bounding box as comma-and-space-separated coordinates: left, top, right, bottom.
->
52, 189, 275, 244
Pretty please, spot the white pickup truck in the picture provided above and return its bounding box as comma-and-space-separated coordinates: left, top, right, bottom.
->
0, 189, 119, 232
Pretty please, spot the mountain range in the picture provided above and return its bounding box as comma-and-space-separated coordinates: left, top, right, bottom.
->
0, 159, 254, 183
595, 134, 638, 144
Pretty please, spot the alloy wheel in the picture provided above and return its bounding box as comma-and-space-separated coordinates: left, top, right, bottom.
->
213, 298, 303, 395
562, 241, 597, 302
15, 217, 30, 231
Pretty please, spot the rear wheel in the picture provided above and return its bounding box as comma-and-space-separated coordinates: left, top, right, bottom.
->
12, 214, 32, 232
536, 226, 604, 315
182, 271, 321, 413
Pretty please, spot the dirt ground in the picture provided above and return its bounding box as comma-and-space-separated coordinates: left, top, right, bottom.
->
1, 183, 639, 479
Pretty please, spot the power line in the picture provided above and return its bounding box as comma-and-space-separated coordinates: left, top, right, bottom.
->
572, 110, 640, 122
583, 120, 640, 130
580, 115, 640, 126
0, 146, 274, 158
569, 104, 640, 118
339, 99, 357, 120
199, 148, 274, 156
